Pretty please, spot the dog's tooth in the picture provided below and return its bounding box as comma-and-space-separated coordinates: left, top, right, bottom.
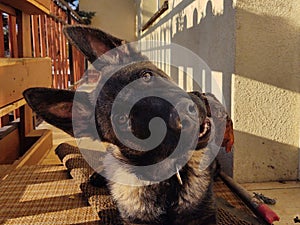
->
199, 120, 211, 138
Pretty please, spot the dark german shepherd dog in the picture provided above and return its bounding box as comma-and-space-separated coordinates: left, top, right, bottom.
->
23, 26, 233, 225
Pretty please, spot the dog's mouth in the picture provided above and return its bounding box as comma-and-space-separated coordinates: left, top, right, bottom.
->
197, 117, 211, 148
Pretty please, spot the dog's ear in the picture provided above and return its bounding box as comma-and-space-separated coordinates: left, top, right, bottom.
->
63, 25, 132, 63
23, 88, 93, 137
204, 93, 234, 152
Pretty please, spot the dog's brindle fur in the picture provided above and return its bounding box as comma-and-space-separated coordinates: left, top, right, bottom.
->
23, 25, 224, 225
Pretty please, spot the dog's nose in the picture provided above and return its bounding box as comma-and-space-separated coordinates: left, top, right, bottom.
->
169, 99, 198, 131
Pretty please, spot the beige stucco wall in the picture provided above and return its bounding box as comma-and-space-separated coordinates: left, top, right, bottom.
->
80, 0, 137, 41
233, 0, 300, 183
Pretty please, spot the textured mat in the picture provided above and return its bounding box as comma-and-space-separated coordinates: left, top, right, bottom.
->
56, 143, 266, 225
0, 164, 12, 179
0, 164, 100, 225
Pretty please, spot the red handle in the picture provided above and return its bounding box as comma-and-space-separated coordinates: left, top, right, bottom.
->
257, 204, 280, 224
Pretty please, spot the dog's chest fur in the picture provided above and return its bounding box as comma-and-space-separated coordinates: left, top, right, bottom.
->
105, 149, 215, 224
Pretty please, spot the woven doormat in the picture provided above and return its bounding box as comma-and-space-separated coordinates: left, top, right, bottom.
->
56, 143, 266, 225
0, 164, 100, 224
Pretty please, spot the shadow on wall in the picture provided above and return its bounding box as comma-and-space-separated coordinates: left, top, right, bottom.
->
171, 0, 235, 115
150, 0, 300, 100
169, 0, 236, 177
234, 7, 300, 94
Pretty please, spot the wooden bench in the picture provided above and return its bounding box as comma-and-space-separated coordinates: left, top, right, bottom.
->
0, 58, 53, 172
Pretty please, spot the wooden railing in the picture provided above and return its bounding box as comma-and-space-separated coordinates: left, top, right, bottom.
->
0, 0, 85, 89
34, 0, 86, 89
0, 0, 85, 165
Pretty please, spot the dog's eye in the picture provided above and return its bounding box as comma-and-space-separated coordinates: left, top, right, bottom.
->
142, 72, 152, 82
188, 104, 197, 114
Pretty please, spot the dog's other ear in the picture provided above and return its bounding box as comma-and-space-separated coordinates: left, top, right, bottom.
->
23, 88, 93, 137
63, 25, 125, 63
204, 93, 234, 152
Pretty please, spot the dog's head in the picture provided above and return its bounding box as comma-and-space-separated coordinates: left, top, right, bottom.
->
24, 26, 231, 182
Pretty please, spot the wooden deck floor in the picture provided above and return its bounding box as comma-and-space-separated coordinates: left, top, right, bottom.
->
38, 122, 300, 225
